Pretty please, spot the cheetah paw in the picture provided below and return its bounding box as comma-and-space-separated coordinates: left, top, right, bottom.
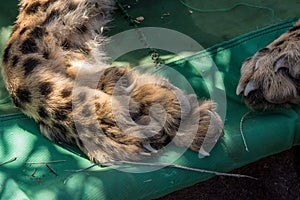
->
236, 40, 300, 110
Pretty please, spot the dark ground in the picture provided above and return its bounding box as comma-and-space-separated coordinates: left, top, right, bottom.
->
159, 146, 300, 200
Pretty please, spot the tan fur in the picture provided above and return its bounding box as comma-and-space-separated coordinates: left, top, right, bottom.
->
1, 0, 223, 163
237, 19, 300, 110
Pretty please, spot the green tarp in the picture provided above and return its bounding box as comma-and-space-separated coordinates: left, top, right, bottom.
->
0, 0, 300, 199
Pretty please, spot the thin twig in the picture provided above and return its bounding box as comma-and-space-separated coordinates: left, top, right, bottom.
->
65, 161, 256, 179
0, 157, 17, 167
240, 111, 252, 152
64, 164, 97, 184
105, 161, 257, 179
63, 175, 73, 185
46, 164, 59, 176
31, 168, 37, 177
25, 160, 66, 165
65, 164, 97, 172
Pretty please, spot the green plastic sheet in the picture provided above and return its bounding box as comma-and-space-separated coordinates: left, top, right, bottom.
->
0, 0, 300, 199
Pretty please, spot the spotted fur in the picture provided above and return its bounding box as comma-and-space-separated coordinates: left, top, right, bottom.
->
1, 0, 223, 163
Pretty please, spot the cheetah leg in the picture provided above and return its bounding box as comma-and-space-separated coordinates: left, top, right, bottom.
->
92, 67, 223, 152
70, 86, 165, 163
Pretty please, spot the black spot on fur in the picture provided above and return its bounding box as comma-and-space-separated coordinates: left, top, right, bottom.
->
25, 2, 41, 14
51, 123, 68, 143
80, 47, 90, 54
295, 33, 300, 38
81, 105, 92, 117
21, 38, 38, 54
71, 122, 76, 131
68, 2, 78, 11
61, 39, 72, 50
244, 57, 252, 62
43, 0, 57, 11
42, 9, 60, 25
16, 87, 31, 103
270, 46, 282, 54
12, 56, 19, 67
54, 102, 72, 121
2, 43, 12, 64
274, 40, 284, 47
76, 25, 88, 33
61, 39, 90, 54
95, 102, 101, 110
43, 50, 50, 59
30, 27, 45, 39
43, 2, 51, 10
101, 118, 116, 126
39, 82, 53, 97
87, 123, 98, 132
11, 96, 22, 108
19, 27, 28, 35
38, 106, 49, 119
61, 88, 72, 98
53, 123, 67, 133
54, 110, 69, 121
103, 67, 126, 78
77, 92, 87, 102
71, 137, 76, 144
63, 101, 73, 110
257, 47, 270, 54
38, 120, 46, 126
289, 25, 300, 32
78, 139, 84, 148
23, 58, 40, 76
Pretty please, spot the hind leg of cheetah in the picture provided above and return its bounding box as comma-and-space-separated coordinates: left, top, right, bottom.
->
93, 66, 223, 153
236, 19, 300, 110
63, 68, 223, 163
